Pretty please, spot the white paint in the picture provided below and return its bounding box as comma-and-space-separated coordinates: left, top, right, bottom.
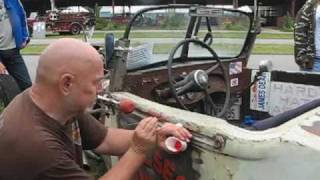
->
269, 82, 320, 116
165, 136, 187, 153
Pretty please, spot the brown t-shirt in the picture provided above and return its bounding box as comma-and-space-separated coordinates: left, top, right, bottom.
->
0, 90, 108, 180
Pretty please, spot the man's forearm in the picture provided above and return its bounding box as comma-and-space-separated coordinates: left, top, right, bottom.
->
95, 128, 134, 156
99, 148, 146, 180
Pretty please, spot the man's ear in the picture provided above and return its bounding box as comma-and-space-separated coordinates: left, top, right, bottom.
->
60, 73, 75, 95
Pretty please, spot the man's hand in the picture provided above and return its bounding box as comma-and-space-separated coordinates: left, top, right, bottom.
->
0, 62, 7, 74
130, 117, 158, 155
21, 38, 30, 49
157, 123, 192, 150
21, 41, 28, 49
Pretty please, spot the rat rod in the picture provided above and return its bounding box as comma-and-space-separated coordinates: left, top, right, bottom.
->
87, 3, 320, 180
0, 2, 317, 179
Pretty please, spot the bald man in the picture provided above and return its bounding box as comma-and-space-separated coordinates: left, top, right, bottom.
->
0, 38, 192, 180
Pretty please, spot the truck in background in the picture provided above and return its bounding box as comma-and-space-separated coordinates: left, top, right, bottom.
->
27, 6, 95, 36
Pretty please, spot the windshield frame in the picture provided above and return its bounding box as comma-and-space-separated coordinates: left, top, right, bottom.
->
121, 4, 254, 66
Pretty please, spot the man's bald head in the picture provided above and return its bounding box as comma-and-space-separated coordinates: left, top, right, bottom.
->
35, 38, 102, 86
30, 38, 104, 122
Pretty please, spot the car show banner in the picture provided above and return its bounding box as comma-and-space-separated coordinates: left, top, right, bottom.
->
268, 82, 320, 116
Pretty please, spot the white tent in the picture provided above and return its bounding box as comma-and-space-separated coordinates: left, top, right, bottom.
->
99, 6, 156, 17
60, 6, 89, 13
99, 6, 130, 17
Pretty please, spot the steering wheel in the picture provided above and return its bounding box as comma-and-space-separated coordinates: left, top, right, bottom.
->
167, 38, 230, 118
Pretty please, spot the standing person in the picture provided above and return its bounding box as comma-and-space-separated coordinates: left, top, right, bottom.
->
0, 38, 192, 180
294, 0, 320, 72
0, 0, 32, 90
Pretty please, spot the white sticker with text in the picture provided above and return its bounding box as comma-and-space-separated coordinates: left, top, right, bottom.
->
230, 78, 239, 87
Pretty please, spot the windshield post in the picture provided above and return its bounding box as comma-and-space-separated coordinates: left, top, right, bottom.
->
109, 39, 130, 92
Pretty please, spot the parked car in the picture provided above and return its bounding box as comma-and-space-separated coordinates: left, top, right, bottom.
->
91, 4, 320, 180
27, 6, 95, 36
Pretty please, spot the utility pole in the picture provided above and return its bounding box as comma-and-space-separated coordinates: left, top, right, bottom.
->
112, 0, 115, 16
50, 0, 56, 11
233, 0, 238, 8
290, 0, 296, 16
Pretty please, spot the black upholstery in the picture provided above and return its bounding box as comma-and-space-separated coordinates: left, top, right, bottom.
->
250, 98, 320, 130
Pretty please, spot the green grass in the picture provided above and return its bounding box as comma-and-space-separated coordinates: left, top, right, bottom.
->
22, 43, 294, 55
153, 43, 293, 55
252, 44, 293, 55
45, 31, 293, 40
21, 45, 48, 55
257, 33, 293, 39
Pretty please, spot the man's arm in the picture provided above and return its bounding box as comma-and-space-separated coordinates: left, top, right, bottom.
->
94, 128, 133, 156
97, 117, 158, 180
17, 0, 29, 42
94, 122, 192, 155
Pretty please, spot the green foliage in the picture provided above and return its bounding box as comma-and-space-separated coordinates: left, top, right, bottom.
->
223, 18, 249, 31
280, 12, 294, 32
0, 101, 4, 113
224, 23, 248, 31
95, 17, 126, 30
161, 14, 186, 30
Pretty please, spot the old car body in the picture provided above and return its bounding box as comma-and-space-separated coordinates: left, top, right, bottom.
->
95, 4, 320, 180
27, 6, 95, 35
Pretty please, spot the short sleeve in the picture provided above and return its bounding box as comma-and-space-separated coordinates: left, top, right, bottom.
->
39, 152, 94, 180
77, 113, 108, 150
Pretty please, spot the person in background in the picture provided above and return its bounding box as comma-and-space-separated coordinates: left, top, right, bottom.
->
0, 0, 32, 90
294, 0, 320, 72
0, 38, 192, 180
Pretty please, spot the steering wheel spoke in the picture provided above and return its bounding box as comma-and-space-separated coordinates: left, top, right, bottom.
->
205, 63, 220, 74
173, 76, 189, 89
203, 90, 219, 116
167, 38, 230, 118
176, 81, 194, 95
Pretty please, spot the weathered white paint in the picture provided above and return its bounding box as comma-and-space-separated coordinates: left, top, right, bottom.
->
110, 92, 320, 180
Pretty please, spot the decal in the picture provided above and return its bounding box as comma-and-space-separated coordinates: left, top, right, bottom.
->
250, 70, 271, 112
230, 78, 239, 87
269, 82, 320, 116
229, 61, 242, 75
195, 8, 223, 17
138, 150, 192, 180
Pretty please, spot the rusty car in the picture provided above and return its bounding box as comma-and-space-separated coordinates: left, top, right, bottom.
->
88, 3, 320, 180
27, 6, 95, 36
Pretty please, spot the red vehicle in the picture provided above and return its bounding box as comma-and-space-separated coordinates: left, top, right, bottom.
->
27, 7, 95, 36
